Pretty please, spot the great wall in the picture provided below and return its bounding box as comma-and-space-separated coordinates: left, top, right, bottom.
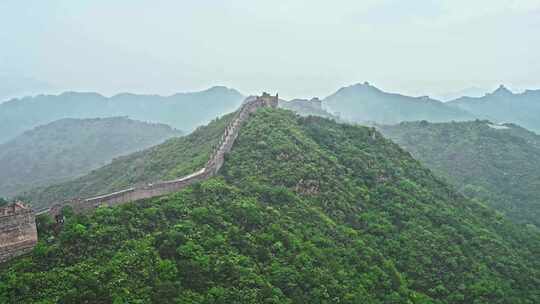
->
0, 93, 278, 264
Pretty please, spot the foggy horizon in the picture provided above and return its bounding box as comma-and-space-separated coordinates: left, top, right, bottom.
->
2, 0, 540, 100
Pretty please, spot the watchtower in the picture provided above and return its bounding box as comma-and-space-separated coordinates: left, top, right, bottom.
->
259, 92, 279, 108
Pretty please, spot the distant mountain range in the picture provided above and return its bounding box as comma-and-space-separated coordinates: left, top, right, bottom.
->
0, 117, 180, 198
323, 82, 475, 125
2, 82, 540, 147
447, 85, 540, 133
0, 86, 244, 143
434, 86, 488, 101
319, 82, 540, 133
380, 120, 540, 228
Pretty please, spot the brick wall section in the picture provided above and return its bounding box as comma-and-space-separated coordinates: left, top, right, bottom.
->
46, 93, 278, 217
0, 202, 38, 263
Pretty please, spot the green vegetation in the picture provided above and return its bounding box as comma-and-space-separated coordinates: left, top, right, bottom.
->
380, 120, 540, 228
0, 197, 7, 207
21, 113, 234, 210
1, 109, 539, 303
0, 117, 180, 198
0, 86, 243, 144
323, 82, 474, 124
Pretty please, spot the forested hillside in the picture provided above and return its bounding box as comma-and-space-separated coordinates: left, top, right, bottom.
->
0, 86, 243, 143
2, 109, 539, 303
380, 120, 540, 228
21, 113, 234, 210
0, 117, 180, 198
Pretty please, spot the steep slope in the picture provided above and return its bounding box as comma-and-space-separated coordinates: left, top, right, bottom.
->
0, 117, 180, 198
324, 82, 475, 124
1, 109, 539, 303
0, 86, 243, 143
21, 113, 234, 210
379, 120, 540, 227
448, 85, 540, 133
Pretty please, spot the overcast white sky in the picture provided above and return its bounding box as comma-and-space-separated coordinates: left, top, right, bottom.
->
1, 0, 539, 99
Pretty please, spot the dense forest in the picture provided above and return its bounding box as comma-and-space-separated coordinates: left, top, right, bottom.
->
20, 113, 234, 210
0, 117, 180, 198
380, 120, 540, 228
2, 109, 539, 303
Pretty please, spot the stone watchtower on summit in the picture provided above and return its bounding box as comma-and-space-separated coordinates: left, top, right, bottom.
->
259, 92, 279, 108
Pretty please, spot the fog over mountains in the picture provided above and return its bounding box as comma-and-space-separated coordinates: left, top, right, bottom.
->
0, 117, 180, 198
4, 81, 540, 140
2, 2, 540, 302
3, 82, 540, 148
0, 86, 243, 144
447, 85, 540, 133
434, 86, 488, 102
322, 82, 475, 124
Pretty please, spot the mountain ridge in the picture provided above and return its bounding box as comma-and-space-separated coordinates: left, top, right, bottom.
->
0, 86, 244, 144
447, 85, 540, 132
379, 119, 540, 227
2, 107, 538, 303
0, 117, 180, 198
323, 82, 475, 124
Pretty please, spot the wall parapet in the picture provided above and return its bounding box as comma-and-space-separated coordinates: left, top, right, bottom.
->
0, 202, 38, 263
43, 92, 278, 218
2, 93, 277, 263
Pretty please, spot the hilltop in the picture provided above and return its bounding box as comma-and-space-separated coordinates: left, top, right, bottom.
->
448, 85, 540, 133
2, 108, 539, 303
0, 86, 243, 143
380, 120, 540, 227
323, 82, 474, 124
0, 117, 180, 198
434, 86, 488, 101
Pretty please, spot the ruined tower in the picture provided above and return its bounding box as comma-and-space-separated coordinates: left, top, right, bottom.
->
0, 202, 38, 263
259, 92, 279, 108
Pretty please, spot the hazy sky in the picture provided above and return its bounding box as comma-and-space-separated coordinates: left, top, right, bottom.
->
1, 0, 540, 99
